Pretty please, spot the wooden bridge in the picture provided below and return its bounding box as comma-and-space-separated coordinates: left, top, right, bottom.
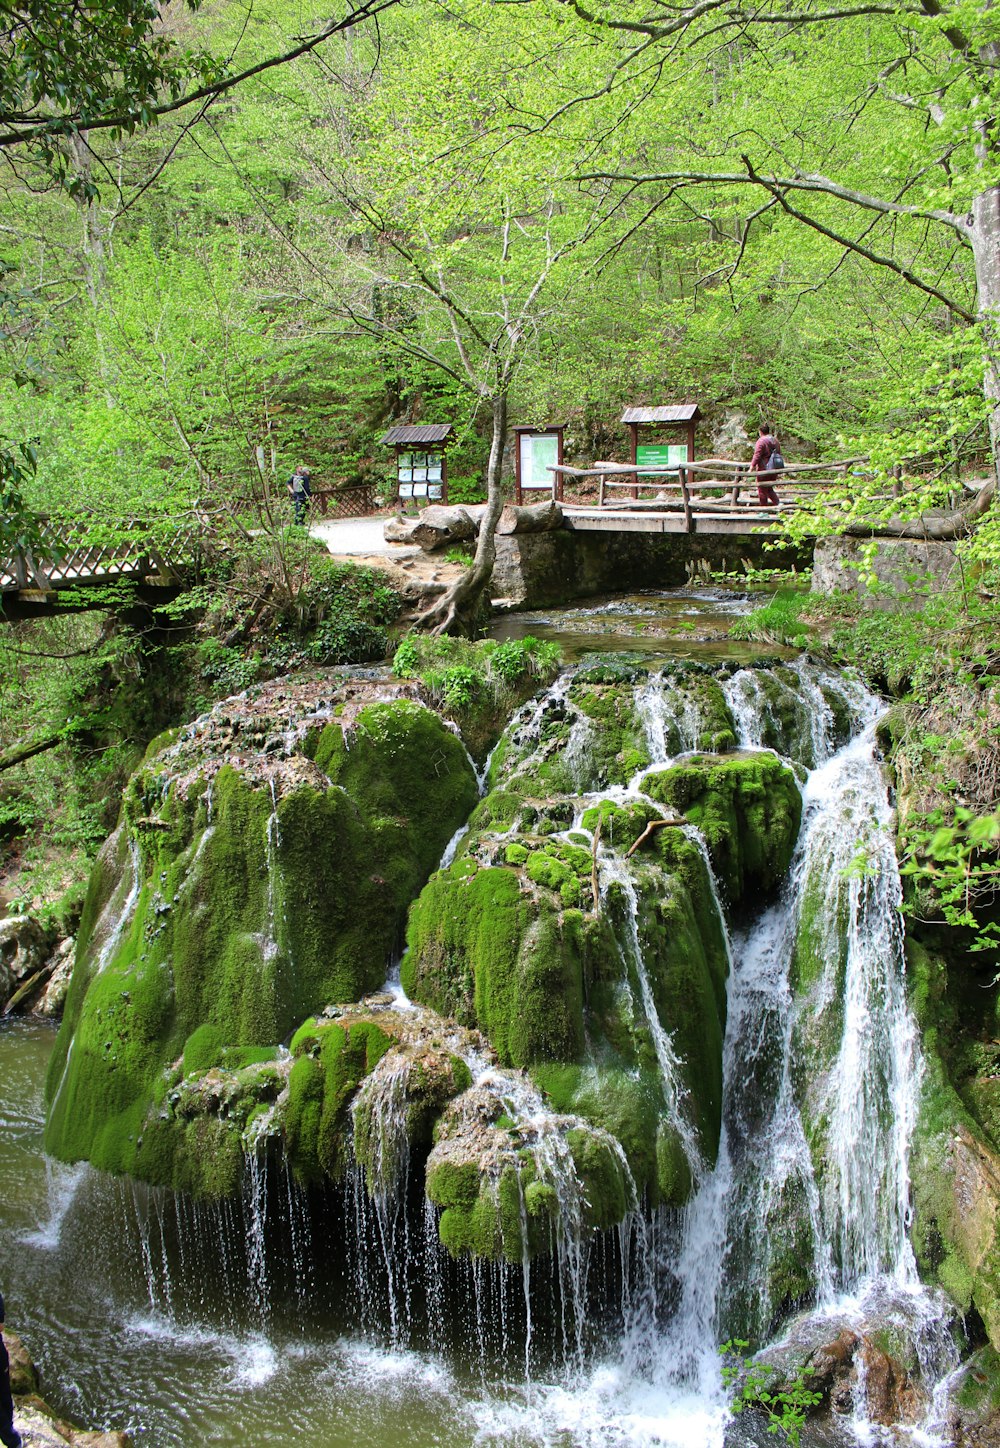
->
0, 515, 203, 617
546, 458, 869, 535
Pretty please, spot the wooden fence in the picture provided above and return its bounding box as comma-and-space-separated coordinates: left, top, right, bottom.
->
546, 457, 874, 532
0, 516, 202, 595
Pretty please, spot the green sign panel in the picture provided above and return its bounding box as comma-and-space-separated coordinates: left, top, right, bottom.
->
636, 443, 687, 469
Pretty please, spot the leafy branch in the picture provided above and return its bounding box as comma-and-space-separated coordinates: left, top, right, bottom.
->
720, 1340, 823, 1446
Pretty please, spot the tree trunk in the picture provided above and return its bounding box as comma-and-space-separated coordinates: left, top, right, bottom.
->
409, 505, 482, 552
497, 500, 563, 535
971, 180, 1000, 493
844, 478, 996, 539
418, 394, 508, 634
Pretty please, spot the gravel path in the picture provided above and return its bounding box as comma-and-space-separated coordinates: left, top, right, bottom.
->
310, 515, 409, 556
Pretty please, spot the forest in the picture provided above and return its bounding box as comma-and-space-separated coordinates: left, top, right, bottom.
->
1, 5, 1000, 1442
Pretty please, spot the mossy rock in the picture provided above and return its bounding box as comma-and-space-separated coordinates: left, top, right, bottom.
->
407, 814, 730, 1197
45, 690, 478, 1193
644, 752, 802, 908
284, 1019, 394, 1184
402, 862, 586, 1067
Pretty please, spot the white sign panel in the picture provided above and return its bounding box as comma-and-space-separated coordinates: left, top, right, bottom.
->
519, 433, 559, 490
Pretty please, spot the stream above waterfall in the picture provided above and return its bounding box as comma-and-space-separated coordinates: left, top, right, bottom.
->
0, 587, 966, 1447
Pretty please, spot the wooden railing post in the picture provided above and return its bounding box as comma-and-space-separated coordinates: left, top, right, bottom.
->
679, 466, 693, 533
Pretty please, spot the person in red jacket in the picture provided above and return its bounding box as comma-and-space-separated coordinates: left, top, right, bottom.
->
750, 424, 781, 505
0, 1291, 21, 1448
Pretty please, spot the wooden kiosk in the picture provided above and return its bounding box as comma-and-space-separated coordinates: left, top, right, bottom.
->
622, 404, 701, 471
381, 423, 453, 507
513, 424, 565, 505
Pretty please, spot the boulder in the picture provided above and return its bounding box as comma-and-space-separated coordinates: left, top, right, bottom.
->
404, 797, 732, 1207
0, 915, 49, 1007
409, 504, 482, 552
811, 535, 959, 604
35, 939, 75, 1018
44, 674, 478, 1196
644, 751, 803, 907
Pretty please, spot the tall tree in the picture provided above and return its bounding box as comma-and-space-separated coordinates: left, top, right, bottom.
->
520, 0, 1000, 532
0, 0, 400, 182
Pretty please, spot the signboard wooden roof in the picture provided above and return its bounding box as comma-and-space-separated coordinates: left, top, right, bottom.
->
620, 405, 701, 424
380, 424, 453, 446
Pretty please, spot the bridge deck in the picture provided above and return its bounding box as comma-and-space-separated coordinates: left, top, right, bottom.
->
561, 504, 798, 535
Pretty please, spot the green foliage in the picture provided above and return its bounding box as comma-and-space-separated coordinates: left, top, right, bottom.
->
729, 591, 810, 647
391, 633, 562, 755
0, 439, 47, 557
900, 808, 1000, 955
720, 1341, 823, 1446
444, 475, 485, 506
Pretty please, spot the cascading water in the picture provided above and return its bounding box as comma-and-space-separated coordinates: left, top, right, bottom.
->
5, 641, 966, 1447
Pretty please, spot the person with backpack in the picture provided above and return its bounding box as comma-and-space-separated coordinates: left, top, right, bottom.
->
286, 463, 313, 525
750, 423, 783, 505
0, 1290, 22, 1448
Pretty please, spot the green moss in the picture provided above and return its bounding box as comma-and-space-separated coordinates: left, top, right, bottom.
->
426, 1158, 481, 1210
566, 1127, 629, 1229
645, 752, 802, 908
656, 1124, 692, 1204
183, 1024, 223, 1075
284, 1019, 393, 1185
45, 695, 476, 1194
404, 863, 585, 1067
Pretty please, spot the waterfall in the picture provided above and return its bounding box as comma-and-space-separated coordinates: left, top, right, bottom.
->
24, 653, 965, 1446
598, 853, 704, 1180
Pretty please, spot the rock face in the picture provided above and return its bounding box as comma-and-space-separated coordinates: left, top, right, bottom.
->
43, 658, 809, 1265
44, 673, 478, 1192
811, 534, 959, 602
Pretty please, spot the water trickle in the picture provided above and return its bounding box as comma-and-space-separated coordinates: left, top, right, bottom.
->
598, 853, 704, 1179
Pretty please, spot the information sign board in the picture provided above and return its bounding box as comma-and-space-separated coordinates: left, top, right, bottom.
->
636, 443, 687, 469
519, 432, 560, 489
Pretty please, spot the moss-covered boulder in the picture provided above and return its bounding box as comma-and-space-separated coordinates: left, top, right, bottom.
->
403, 800, 732, 1212
44, 674, 478, 1191
644, 752, 802, 907
425, 1080, 633, 1261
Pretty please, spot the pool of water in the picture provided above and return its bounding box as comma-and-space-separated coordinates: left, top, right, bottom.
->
488, 589, 793, 665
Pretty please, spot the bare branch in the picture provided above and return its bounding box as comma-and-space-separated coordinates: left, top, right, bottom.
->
576, 164, 971, 237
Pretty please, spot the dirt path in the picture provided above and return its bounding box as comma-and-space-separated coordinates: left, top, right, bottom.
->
310, 514, 465, 612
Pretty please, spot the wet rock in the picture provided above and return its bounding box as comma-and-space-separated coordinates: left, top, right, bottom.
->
7, 1331, 129, 1446
6, 1332, 39, 1395
0, 915, 49, 1007
36, 939, 75, 1018
13, 1399, 130, 1446
45, 674, 478, 1196
754, 1294, 939, 1433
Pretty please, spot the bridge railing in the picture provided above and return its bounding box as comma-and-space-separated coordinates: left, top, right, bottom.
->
547, 457, 875, 530
0, 514, 204, 594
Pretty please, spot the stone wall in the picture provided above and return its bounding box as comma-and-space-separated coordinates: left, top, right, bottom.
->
492, 529, 809, 606
811, 536, 959, 603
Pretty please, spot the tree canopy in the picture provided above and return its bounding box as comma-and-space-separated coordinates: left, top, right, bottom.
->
0, 0, 998, 583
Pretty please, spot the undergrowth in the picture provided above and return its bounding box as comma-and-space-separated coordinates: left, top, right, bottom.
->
392, 633, 561, 756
